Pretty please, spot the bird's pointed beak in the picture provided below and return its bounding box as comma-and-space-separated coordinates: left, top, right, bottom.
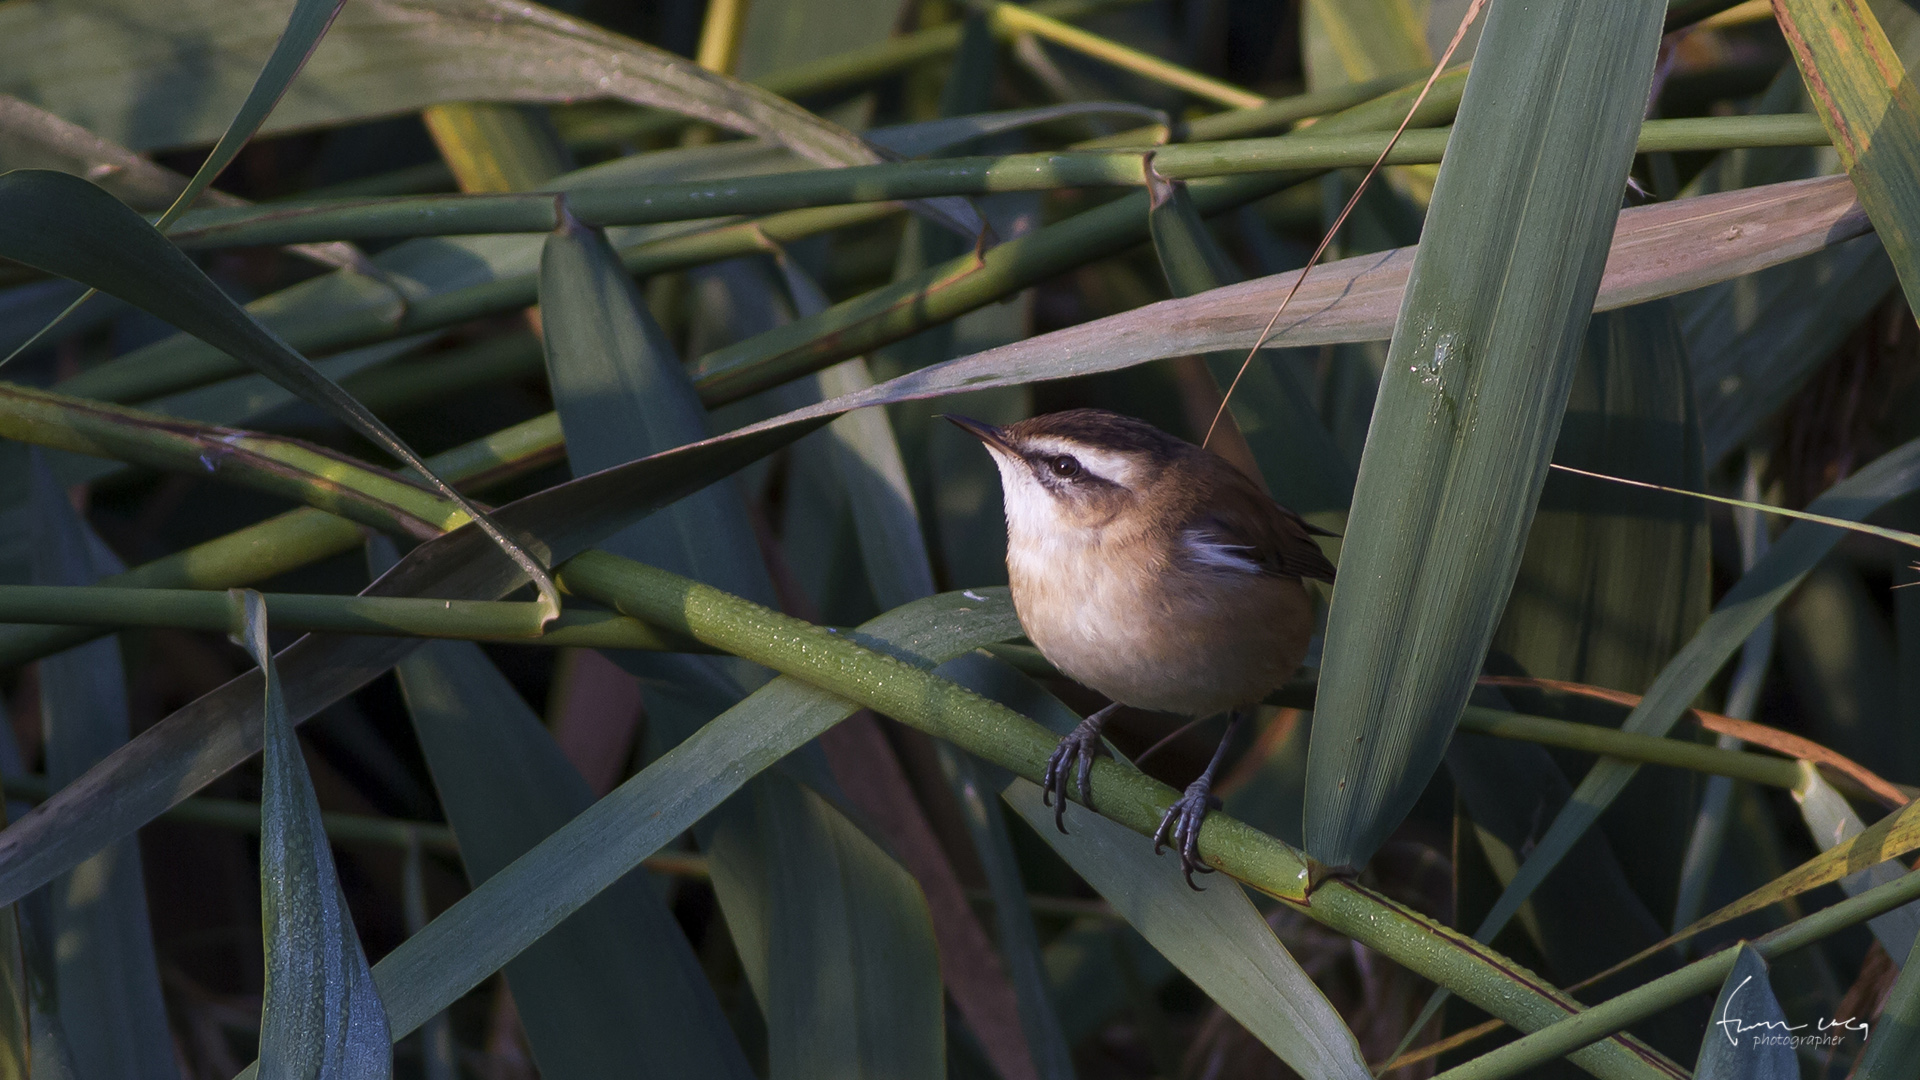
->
941, 414, 1015, 456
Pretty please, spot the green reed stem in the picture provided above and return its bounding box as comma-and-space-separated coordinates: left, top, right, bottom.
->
0, 585, 707, 649
56, 202, 895, 407
1433, 865, 1920, 1078
554, 549, 1676, 1080
0, 412, 563, 670
166, 115, 1826, 249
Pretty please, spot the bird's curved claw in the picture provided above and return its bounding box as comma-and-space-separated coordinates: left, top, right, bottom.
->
1154, 781, 1223, 890
1041, 717, 1111, 833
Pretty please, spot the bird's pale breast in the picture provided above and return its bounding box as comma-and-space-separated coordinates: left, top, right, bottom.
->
1009, 531, 1312, 717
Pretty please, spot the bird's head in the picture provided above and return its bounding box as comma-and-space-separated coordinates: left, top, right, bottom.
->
943, 408, 1185, 537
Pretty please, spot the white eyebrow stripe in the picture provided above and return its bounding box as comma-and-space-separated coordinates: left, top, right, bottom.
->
1182, 529, 1263, 574
1021, 438, 1138, 488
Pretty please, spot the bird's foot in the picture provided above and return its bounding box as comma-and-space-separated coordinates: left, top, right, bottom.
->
1041, 709, 1115, 833
1154, 779, 1223, 890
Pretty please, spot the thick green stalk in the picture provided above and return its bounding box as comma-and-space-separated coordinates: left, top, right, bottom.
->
167, 115, 1827, 249
1456, 708, 1802, 789
553, 550, 1676, 1080
0, 585, 707, 649
973, 651, 1801, 786
0, 412, 563, 670
0, 381, 463, 539
1080, 69, 1424, 146
685, 67, 1472, 404
54, 69, 1476, 411
56, 203, 893, 407
1432, 866, 1920, 1078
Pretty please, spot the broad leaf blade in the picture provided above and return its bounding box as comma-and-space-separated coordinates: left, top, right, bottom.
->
392, 628, 754, 1079
369, 590, 1021, 1043
1005, 785, 1369, 1080
1775, 0, 1920, 313
1694, 945, 1794, 1080
1792, 764, 1920, 963
706, 175, 1870, 438
0, 0, 917, 169
28, 459, 177, 1080
1854, 935, 1920, 1076
0, 410, 821, 911
0, 169, 557, 618
1471, 434, 1920, 969
1488, 300, 1712, 978
539, 210, 946, 1078
772, 256, 1067, 1080
758, 771, 945, 1080
238, 590, 391, 1079
1304, 0, 1668, 868
1676, 68, 1897, 467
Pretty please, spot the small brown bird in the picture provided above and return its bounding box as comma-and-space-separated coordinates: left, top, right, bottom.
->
947, 408, 1335, 886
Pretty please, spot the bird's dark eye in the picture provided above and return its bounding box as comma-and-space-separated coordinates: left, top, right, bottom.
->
1048, 454, 1082, 479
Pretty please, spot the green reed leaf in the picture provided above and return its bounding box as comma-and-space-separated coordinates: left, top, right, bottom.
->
237, 590, 392, 1079
1303, 0, 1669, 868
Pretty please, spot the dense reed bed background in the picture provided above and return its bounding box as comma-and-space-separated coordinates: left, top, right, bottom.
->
0, 0, 1917, 1076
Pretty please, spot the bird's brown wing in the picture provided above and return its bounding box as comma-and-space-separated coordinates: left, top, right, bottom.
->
1186, 467, 1337, 583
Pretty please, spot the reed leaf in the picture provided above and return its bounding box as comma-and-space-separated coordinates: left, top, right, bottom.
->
0, 410, 564, 671
1432, 866, 1920, 1077
1006, 781, 1371, 1079
149, 0, 345, 230
239, 590, 392, 1079
707, 174, 1868, 431
1428, 301, 1718, 1053
1774, 0, 1920, 311
0, 406, 819, 911
540, 209, 950, 1078
0, 95, 358, 271
1690, 946, 1794, 1080
1465, 434, 1920, 970
0, 0, 973, 211
28, 462, 176, 1080
391, 620, 752, 1079
0, 382, 466, 540
1791, 763, 1920, 962
0, 168, 558, 618
0, 0, 352, 366
1853, 934, 1920, 1076
1302, 0, 1667, 869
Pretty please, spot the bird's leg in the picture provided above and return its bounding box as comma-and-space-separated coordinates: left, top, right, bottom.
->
1042, 701, 1121, 833
1154, 709, 1247, 890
